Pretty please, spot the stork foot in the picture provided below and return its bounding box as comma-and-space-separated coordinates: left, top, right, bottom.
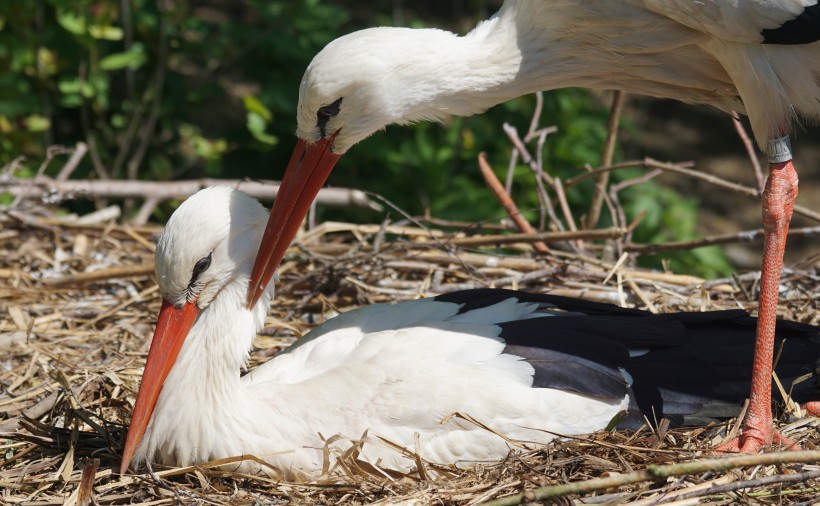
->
714, 424, 799, 454
714, 401, 818, 453
802, 401, 820, 416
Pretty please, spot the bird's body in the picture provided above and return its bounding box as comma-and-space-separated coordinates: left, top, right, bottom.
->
294, 0, 819, 154
122, 187, 820, 479
246, 1, 820, 453
135, 288, 624, 478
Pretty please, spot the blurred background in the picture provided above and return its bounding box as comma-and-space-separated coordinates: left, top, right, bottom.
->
1, 0, 817, 277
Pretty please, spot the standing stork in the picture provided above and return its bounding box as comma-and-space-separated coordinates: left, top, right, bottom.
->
120, 187, 819, 478
246, 1, 820, 453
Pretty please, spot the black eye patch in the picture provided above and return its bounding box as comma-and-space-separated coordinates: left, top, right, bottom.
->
316, 97, 343, 138
189, 252, 212, 286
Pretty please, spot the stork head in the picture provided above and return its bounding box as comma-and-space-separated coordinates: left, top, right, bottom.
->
120, 187, 268, 474
247, 27, 472, 308
155, 186, 269, 309
297, 30, 409, 152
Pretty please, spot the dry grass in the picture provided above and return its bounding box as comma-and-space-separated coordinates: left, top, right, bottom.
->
1, 200, 819, 505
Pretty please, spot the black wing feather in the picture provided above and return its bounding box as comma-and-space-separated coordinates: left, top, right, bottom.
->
762, 4, 820, 44
434, 288, 820, 428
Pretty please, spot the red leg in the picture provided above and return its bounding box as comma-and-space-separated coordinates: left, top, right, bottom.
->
716, 138, 799, 453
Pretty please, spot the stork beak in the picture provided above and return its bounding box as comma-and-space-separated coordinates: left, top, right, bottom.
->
119, 299, 201, 474
246, 134, 341, 308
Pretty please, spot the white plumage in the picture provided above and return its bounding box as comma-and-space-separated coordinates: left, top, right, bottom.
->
295, 0, 819, 153
246, 0, 819, 454
125, 187, 627, 479
121, 187, 820, 479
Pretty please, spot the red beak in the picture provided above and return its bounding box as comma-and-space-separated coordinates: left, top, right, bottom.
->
246, 135, 341, 308
120, 299, 201, 474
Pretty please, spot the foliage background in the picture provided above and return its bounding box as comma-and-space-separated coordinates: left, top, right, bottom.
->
1, 0, 817, 277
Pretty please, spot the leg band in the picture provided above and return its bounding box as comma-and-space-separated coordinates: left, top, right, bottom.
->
767, 135, 792, 164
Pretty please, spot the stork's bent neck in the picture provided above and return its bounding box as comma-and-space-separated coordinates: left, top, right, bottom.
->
133, 280, 274, 467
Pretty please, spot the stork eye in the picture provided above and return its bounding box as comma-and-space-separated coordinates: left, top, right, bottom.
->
316, 97, 343, 137
189, 252, 212, 286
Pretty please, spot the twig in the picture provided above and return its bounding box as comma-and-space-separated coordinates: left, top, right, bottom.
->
523, 91, 544, 142
552, 178, 576, 232
587, 90, 624, 229
41, 263, 154, 287
73, 205, 121, 225
626, 226, 820, 254
674, 468, 820, 502
477, 153, 548, 252
416, 214, 510, 232
132, 196, 160, 226
0, 386, 81, 432
502, 122, 564, 231
35, 146, 73, 178
732, 112, 765, 192
84, 135, 110, 180
608, 169, 662, 248
2, 176, 381, 210
532, 129, 550, 230
605, 473, 736, 505
444, 227, 625, 248
522, 93, 557, 232
567, 157, 820, 223
480, 450, 820, 506
501, 123, 557, 186
55, 142, 88, 181
503, 147, 519, 195
2, 155, 26, 178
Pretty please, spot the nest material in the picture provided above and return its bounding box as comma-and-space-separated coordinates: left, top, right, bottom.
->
1, 204, 819, 505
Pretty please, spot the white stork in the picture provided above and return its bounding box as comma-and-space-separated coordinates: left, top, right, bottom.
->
119, 187, 820, 478
245, 1, 820, 453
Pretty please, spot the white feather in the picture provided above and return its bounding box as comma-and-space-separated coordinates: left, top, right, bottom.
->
298, 0, 819, 152
134, 188, 627, 479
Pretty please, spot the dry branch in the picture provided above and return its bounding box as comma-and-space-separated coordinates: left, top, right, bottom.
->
1, 176, 382, 211
482, 451, 820, 506
587, 90, 624, 229
627, 225, 820, 254
731, 112, 765, 192
567, 157, 820, 223
675, 469, 820, 502
42, 264, 154, 287
477, 153, 549, 253
444, 227, 625, 248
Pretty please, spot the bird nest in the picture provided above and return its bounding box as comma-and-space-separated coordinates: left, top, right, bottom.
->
1, 198, 819, 505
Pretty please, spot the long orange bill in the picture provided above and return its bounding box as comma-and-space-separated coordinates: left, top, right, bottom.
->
246, 135, 341, 308
119, 299, 201, 474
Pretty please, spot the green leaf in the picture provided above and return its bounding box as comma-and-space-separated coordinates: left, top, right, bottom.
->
24, 115, 50, 132
246, 111, 277, 145
100, 46, 147, 71
243, 95, 272, 121
88, 24, 124, 40
58, 78, 95, 98
56, 10, 86, 36
192, 136, 228, 160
